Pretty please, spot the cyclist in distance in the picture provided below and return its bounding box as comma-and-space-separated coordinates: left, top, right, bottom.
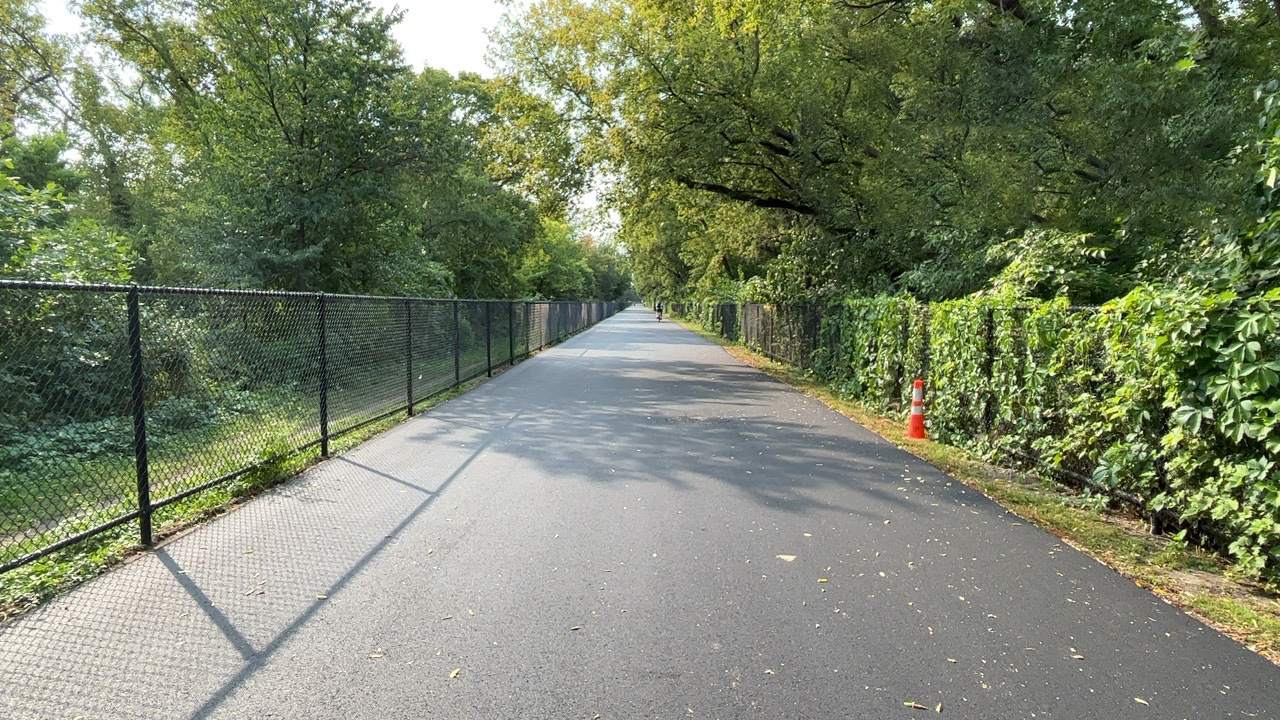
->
655, 301, 663, 321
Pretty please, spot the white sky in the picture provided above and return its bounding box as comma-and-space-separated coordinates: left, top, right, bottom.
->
373, 0, 507, 76
39, 0, 508, 77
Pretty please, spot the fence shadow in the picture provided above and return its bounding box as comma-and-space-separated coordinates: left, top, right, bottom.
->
0, 403, 527, 719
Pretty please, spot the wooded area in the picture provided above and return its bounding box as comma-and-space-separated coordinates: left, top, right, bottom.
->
496, 0, 1278, 305
1, 0, 633, 301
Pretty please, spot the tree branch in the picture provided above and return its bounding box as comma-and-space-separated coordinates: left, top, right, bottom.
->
676, 175, 818, 215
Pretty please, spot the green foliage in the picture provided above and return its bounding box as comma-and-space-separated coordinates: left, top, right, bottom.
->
518, 218, 632, 300
1145, 287, 1280, 575
7, 218, 136, 283
814, 295, 921, 407
986, 230, 1118, 303
84, 0, 429, 291
0, 1, 631, 301
0, 134, 84, 195
0, 0, 66, 131
497, 0, 1280, 303
519, 218, 591, 299
0, 160, 61, 265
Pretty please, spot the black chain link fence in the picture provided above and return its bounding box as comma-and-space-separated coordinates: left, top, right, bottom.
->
669, 301, 1199, 520
0, 280, 624, 574
668, 300, 1118, 490
668, 302, 818, 368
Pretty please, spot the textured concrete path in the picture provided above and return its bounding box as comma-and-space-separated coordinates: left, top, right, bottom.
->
1, 306, 1277, 719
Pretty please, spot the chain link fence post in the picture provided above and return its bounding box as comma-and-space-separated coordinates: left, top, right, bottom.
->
126, 285, 153, 546
926, 304, 936, 389
405, 298, 414, 417
318, 292, 330, 457
485, 302, 493, 377
508, 301, 515, 365
983, 306, 996, 434
453, 299, 461, 386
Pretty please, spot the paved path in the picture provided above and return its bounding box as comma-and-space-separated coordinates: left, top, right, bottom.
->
1, 307, 1276, 719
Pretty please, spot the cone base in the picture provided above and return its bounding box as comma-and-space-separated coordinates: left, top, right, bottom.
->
906, 415, 926, 440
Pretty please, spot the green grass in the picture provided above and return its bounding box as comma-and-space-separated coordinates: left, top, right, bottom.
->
0, 390, 314, 565
672, 314, 1280, 664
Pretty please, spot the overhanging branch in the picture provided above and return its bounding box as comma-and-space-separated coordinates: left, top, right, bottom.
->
676, 175, 818, 216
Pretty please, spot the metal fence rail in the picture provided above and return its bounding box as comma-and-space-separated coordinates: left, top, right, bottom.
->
0, 280, 625, 573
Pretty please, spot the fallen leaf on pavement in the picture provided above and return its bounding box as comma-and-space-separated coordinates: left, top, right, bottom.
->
1135, 697, 1149, 706
818, 578, 829, 583
776, 555, 796, 562
368, 648, 385, 659
449, 668, 461, 679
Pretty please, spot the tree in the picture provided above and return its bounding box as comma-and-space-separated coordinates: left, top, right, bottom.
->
85, 0, 427, 291
0, 0, 65, 134
496, 0, 1280, 302
409, 68, 540, 299
518, 218, 592, 299
0, 1, 629, 301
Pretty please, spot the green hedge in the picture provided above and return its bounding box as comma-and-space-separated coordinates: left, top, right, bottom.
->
676, 287, 1280, 576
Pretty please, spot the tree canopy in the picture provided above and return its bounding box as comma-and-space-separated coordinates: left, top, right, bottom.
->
495, 0, 1280, 303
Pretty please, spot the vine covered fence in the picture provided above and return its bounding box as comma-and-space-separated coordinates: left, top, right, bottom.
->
670, 291, 1280, 576
0, 279, 625, 573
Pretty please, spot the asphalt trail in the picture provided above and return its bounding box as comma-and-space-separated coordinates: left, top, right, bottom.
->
0, 306, 1275, 719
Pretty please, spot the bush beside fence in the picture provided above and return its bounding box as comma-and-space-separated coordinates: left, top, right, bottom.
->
671, 288, 1280, 576
0, 279, 625, 573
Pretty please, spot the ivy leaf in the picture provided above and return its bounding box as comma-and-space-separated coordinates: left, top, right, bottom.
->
1171, 405, 1204, 435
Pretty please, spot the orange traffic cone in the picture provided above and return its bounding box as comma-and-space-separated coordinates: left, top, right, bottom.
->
906, 378, 927, 440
